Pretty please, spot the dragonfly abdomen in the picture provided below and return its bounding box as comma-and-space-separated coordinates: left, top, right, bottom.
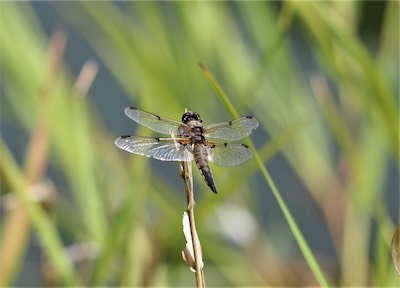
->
193, 143, 217, 194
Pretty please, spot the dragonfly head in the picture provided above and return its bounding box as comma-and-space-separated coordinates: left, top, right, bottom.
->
182, 111, 202, 124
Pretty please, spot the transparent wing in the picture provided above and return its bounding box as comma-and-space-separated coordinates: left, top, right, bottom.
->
204, 116, 259, 141
115, 136, 194, 162
205, 141, 254, 166
124, 107, 191, 136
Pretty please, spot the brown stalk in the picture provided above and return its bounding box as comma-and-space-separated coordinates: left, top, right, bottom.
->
180, 160, 205, 288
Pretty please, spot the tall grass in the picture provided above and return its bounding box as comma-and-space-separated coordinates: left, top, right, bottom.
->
1, 1, 398, 286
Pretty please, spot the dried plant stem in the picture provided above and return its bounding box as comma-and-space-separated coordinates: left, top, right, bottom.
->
180, 161, 205, 288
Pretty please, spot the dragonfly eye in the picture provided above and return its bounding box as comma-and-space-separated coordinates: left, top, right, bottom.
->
182, 111, 202, 123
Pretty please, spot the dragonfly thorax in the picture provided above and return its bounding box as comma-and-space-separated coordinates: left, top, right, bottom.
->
191, 133, 205, 143
189, 122, 205, 142
181, 111, 205, 142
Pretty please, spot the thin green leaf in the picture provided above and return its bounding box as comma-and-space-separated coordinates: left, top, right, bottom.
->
200, 64, 330, 287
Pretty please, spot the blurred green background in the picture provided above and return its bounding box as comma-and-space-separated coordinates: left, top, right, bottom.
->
1, 1, 399, 286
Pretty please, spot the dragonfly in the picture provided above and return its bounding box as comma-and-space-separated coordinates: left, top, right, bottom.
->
115, 107, 259, 194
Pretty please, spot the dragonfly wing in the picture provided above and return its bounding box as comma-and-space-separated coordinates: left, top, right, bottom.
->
204, 116, 259, 140
115, 136, 194, 162
124, 107, 190, 136
206, 142, 254, 166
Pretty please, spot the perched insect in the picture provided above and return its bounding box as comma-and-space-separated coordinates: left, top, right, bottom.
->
115, 107, 259, 194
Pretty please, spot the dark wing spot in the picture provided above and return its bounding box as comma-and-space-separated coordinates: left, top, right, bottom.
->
228, 120, 233, 126
121, 135, 131, 139
210, 144, 216, 148
155, 137, 160, 142
156, 115, 161, 120
129, 106, 138, 110
224, 143, 228, 147
246, 116, 253, 119
242, 143, 249, 148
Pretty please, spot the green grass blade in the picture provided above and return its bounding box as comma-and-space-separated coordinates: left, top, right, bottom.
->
200, 64, 330, 287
